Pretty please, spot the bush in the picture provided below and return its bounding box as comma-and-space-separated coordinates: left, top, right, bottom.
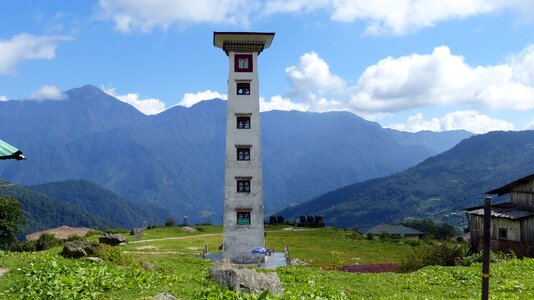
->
379, 231, 390, 241
461, 251, 515, 266
365, 233, 374, 240
399, 242, 464, 272
146, 224, 157, 229
94, 244, 134, 265
10, 241, 37, 252
328, 251, 344, 268
164, 218, 175, 227
35, 234, 63, 251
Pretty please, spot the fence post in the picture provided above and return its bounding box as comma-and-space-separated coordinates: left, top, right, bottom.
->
482, 196, 491, 300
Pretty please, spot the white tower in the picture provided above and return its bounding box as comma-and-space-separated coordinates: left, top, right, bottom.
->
214, 32, 275, 263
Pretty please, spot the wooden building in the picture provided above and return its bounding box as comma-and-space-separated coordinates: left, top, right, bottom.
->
465, 173, 534, 257
365, 224, 424, 239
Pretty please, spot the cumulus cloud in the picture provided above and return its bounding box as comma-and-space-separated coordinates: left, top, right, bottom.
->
104, 87, 166, 115
0, 95, 7, 101
349, 45, 534, 113
388, 111, 514, 134
28, 85, 65, 100
0, 33, 71, 74
176, 90, 227, 108
260, 95, 309, 112
263, 0, 534, 35
526, 118, 534, 130
97, 0, 255, 32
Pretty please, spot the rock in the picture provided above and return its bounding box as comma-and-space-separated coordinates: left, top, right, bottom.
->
154, 293, 177, 300
210, 259, 283, 295
0, 268, 8, 277
137, 245, 159, 250
130, 228, 143, 236
180, 226, 199, 232
86, 257, 104, 263
143, 261, 155, 270
62, 241, 98, 258
99, 234, 128, 246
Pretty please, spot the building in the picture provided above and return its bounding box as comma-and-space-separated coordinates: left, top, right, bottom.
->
213, 32, 275, 263
464, 173, 534, 257
365, 224, 424, 239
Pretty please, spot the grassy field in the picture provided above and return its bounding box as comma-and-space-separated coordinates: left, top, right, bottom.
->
1, 226, 533, 299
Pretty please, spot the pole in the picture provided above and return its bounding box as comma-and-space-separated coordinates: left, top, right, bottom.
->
482, 196, 491, 300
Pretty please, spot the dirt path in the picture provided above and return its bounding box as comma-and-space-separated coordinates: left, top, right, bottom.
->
129, 228, 317, 244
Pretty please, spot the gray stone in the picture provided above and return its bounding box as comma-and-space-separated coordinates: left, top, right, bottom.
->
86, 257, 104, 263
180, 226, 198, 232
0, 268, 8, 277
99, 234, 128, 246
154, 293, 176, 300
62, 241, 98, 258
210, 259, 283, 295
130, 228, 143, 236
143, 261, 155, 270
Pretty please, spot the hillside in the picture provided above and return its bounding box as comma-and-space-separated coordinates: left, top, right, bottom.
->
385, 129, 472, 154
278, 130, 534, 228
0, 179, 111, 235
29, 180, 172, 229
0, 85, 467, 223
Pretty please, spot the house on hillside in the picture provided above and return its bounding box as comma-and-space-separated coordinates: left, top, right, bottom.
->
464, 173, 534, 257
365, 224, 424, 239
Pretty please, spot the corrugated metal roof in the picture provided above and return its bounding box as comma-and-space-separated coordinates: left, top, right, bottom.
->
0, 139, 25, 160
466, 203, 534, 220
365, 224, 424, 235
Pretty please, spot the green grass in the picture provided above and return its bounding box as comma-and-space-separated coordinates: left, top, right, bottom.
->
1, 226, 534, 299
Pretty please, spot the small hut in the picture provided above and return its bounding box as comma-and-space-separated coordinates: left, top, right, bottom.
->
464, 173, 534, 257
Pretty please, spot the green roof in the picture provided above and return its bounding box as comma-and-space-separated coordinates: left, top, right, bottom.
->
365, 224, 424, 235
0, 139, 25, 160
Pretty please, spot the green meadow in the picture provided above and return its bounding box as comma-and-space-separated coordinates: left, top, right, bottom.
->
1, 226, 533, 299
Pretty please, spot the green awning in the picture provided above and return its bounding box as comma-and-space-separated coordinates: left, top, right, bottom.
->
0, 139, 25, 160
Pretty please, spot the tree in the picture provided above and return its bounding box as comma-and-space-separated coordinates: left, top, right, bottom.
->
0, 197, 26, 248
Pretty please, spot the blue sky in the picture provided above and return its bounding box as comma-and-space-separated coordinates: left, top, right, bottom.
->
1, 1, 534, 133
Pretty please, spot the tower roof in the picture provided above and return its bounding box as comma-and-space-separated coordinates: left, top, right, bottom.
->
213, 32, 275, 55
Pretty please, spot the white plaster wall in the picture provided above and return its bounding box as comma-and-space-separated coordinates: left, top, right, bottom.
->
222, 51, 265, 263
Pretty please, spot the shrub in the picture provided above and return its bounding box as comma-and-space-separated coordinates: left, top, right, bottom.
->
36, 234, 63, 251
461, 251, 516, 266
328, 251, 344, 268
365, 233, 374, 240
0, 197, 26, 249
146, 224, 158, 229
10, 241, 37, 252
94, 244, 134, 265
164, 218, 175, 227
399, 242, 464, 272
379, 231, 390, 241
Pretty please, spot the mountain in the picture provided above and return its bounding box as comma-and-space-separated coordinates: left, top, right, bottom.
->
0, 179, 111, 235
0, 85, 467, 223
29, 180, 172, 229
277, 130, 534, 229
385, 129, 472, 154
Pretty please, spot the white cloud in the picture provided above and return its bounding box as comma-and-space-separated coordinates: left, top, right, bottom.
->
97, 0, 255, 32
104, 88, 166, 115
348, 45, 534, 113
526, 118, 534, 130
388, 111, 514, 134
0, 33, 70, 74
176, 90, 227, 108
28, 85, 65, 100
0, 95, 7, 101
263, 0, 534, 35
260, 95, 309, 112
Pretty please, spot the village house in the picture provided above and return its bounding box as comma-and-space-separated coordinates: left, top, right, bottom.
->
365, 224, 424, 239
464, 173, 534, 257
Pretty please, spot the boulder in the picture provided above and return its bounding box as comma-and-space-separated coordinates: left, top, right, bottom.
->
210, 260, 283, 295
154, 293, 176, 300
130, 228, 143, 236
62, 241, 98, 258
180, 226, 198, 232
86, 257, 104, 263
99, 234, 128, 246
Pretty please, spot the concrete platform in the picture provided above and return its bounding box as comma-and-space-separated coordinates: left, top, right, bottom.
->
205, 252, 288, 269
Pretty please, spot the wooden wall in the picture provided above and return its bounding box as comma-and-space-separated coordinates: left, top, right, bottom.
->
510, 181, 534, 207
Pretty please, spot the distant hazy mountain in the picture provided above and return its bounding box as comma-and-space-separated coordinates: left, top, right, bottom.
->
0, 85, 468, 223
29, 180, 172, 229
0, 179, 111, 235
385, 129, 472, 154
277, 131, 534, 229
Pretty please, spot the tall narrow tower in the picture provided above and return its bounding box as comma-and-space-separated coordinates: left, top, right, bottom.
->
214, 32, 275, 263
